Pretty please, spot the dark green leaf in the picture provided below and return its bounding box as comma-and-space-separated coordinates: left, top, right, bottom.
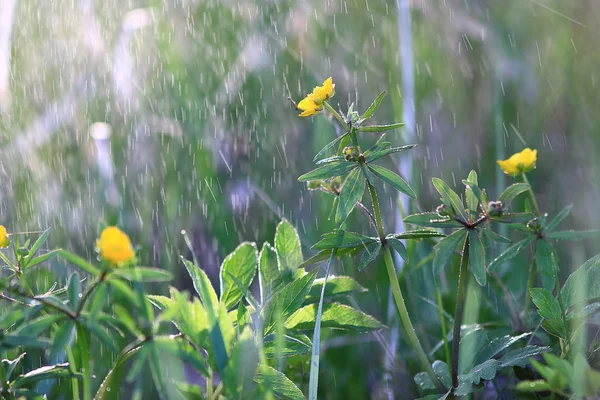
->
498, 183, 530, 205
530, 287, 562, 321
306, 276, 366, 303
58, 249, 100, 276
547, 230, 600, 241
358, 122, 405, 132
536, 239, 557, 291
463, 359, 500, 385
275, 219, 303, 273
361, 90, 386, 121
220, 242, 257, 309
546, 205, 572, 232
404, 212, 463, 228
68, 272, 82, 310
388, 229, 445, 240
336, 168, 366, 224
433, 229, 468, 275
358, 241, 381, 271
369, 164, 416, 199
469, 230, 486, 286
49, 321, 75, 360
223, 327, 259, 399
11, 363, 78, 389
498, 345, 551, 368
285, 302, 384, 332
488, 235, 535, 271
299, 250, 331, 268
432, 178, 468, 222
464, 171, 479, 213
110, 267, 173, 282
387, 238, 408, 263
254, 364, 305, 400
298, 162, 357, 182
561, 254, 600, 308
313, 133, 348, 162
312, 231, 377, 250
490, 212, 535, 224
365, 144, 417, 163
474, 332, 531, 365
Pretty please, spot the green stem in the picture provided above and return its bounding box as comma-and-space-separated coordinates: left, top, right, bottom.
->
451, 237, 470, 388
367, 182, 385, 241
206, 367, 214, 399
75, 269, 108, 317
437, 290, 451, 367
382, 246, 442, 390
552, 253, 570, 343
523, 254, 537, 330
323, 101, 348, 131
521, 172, 540, 217
65, 346, 81, 400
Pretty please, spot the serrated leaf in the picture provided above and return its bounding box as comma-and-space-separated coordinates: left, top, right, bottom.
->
358, 241, 381, 271
220, 242, 257, 309
312, 231, 378, 250
546, 230, 600, 241
336, 168, 366, 224
498, 345, 551, 368
488, 235, 535, 271
432, 178, 468, 222
530, 287, 562, 321
498, 183, 530, 205
536, 239, 557, 291
561, 254, 600, 308
387, 238, 408, 263
546, 205, 572, 232
404, 212, 463, 228
254, 364, 305, 400
223, 327, 259, 398
463, 359, 500, 385
361, 90, 386, 121
275, 219, 303, 274
474, 332, 531, 365
285, 302, 383, 332
259, 243, 280, 301
182, 258, 218, 312
469, 230, 486, 286
433, 229, 468, 275
369, 164, 416, 199
298, 162, 357, 182
263, 333, 312, 358
365, 144, 417, 163
306, 276, 366, 303
358, 122, 405, 132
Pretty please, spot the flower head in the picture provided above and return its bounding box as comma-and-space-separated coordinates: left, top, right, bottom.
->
96, 226, 135, 266
497, 148, 537, 176
297, 77, 335, 117
0, 225, 9, 248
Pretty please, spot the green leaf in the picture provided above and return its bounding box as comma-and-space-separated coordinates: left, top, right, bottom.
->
68, 272, 82, 310
546, 205, 572, 232
182, 258, 218, 312
361, 90, 386, 121
498, 345, 551, 368
433, 229, 468, 275
464, 170, 479, 213
22, 228, 50, 269
498, 183, 530, 205
433, 360, 452, 390
11, 363, 79, 389
254, 364, 305, 400
259, 243, 280, 301
275, 219, 303, 274
58, 249, 101, 276
369, 164, 416, 199
220, 242, 257, 309
530, 287, 562, 321
474, 332, 531, 365
365, 144, 417, 163
358, 122, 405, 132
489, 212, 535, 224
285, 302, 384, 332
299, 250, 331, 268
263, 333, 312, 358
146, 341, 169, 400
432, 178, 468, 222
469, 230, 486, 286
387, 238, 408, 263
110, 267, 173, 282
362, 134, 391, 158
358, 241, 381, 271
223, 327, 259, 399
313, 133, 349, 162
514, 380, 553, 392
536, 239, 557, 291
463, 359, 500, 385
561, 254, 600, 308
312, 231, 378, 250
263, 271, 317, 335
404, 212, 463, 228
546, 230, 600, 241
388, 229, 445, 240
15, 314, 65, 337
306, 276, 366, 303
488, 235, 535, 271
298, 162, 357, 182
49, 320, 75, 360
336, 168, 366, 224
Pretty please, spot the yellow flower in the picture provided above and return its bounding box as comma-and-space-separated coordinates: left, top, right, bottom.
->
0, 225, 10, 248
497, 148, 537, 176
96, 226, 135, 266
297, 77, 335, 117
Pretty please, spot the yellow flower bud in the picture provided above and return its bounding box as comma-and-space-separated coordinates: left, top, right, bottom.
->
96, 226, 135, 266
0, 225, 10, 248
497, 148, 537, 176
297, 77, 335, 117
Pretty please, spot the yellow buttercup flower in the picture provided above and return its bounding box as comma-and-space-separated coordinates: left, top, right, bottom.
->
96, 226, 135, 266
0, 225, 10, 248
297, 77, 335, 117
497, 148, 537, 176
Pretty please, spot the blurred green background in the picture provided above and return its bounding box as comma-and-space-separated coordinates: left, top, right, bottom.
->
1, 0, 599, 398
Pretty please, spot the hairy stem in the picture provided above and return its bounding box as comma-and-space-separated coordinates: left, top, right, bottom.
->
367, 181, 386, 241
521, 172, 540, 217
451, 237, 470, 388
